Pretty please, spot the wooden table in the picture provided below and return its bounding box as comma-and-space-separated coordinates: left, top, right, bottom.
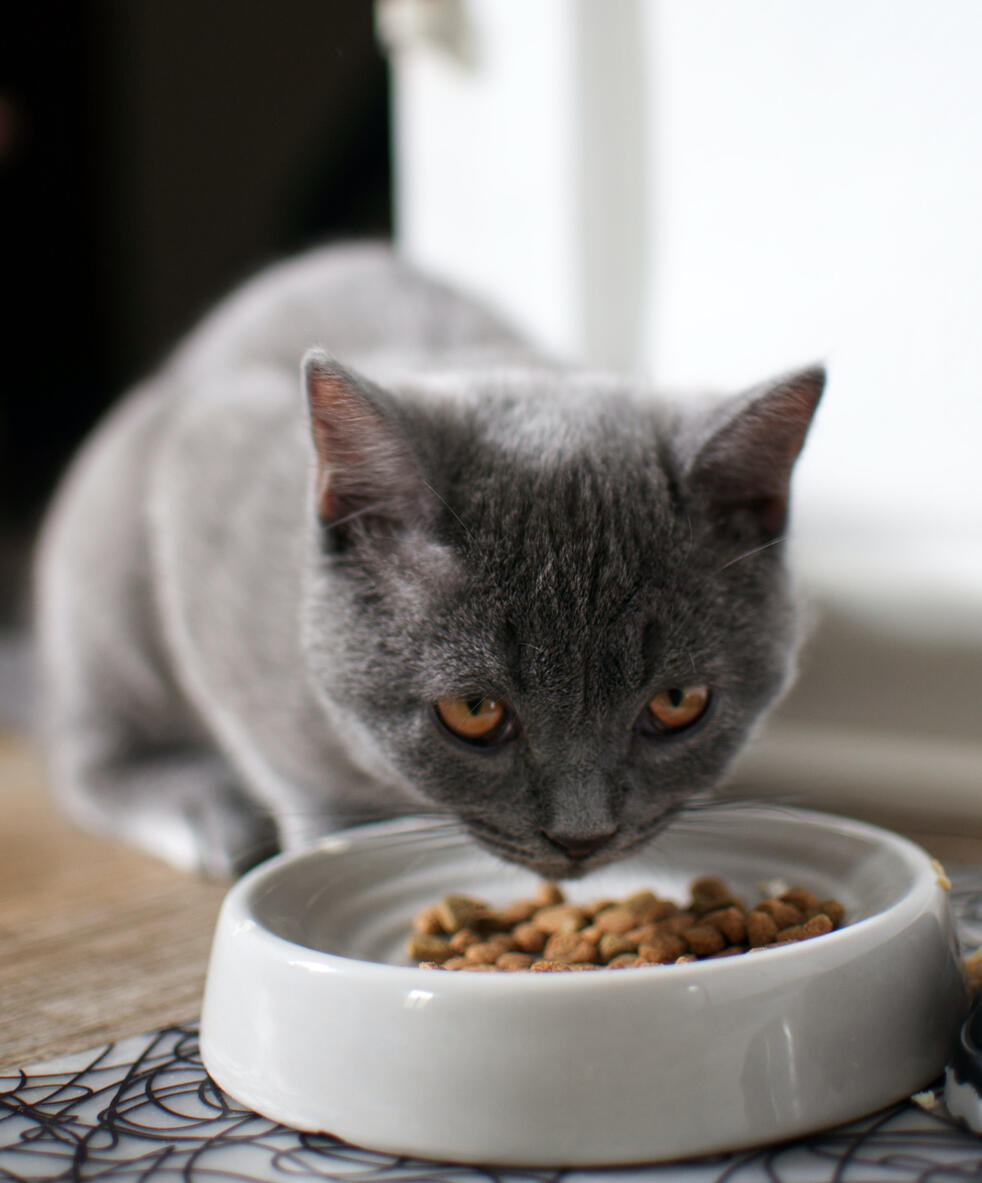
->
0, 732, 227, 1070
2, 728, 980, 1073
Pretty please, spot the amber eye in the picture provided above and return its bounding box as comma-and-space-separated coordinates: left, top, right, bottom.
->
435, 697, 512, 745
642, 685, 710, 735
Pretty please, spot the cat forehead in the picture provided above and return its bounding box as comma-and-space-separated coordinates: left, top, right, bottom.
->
403, 367, 664, 462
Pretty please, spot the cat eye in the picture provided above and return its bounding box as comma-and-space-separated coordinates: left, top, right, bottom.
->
640, 685, 711, 735
435, 696, 514, 746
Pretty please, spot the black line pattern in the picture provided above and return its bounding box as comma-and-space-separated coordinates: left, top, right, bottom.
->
4, 872, 982, 1182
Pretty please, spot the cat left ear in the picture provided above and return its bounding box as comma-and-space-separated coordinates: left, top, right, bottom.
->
688, 365, 825, 541
304, 349, 430, 544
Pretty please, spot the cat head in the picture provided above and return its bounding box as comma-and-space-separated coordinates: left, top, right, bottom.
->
301, 350, 824, 879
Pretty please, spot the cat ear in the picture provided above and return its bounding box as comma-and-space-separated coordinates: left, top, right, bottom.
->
688, 365, 825, 541
304, 349, 430, 543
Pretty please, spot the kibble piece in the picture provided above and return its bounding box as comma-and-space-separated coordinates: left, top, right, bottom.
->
448, 927, 483, 953
412, 906, 445, 935
624, 889, 660, 916
594, 906, 638, 934
543, 931, 598, 963
780, 887, 818, 912
709, 946, 746, 959
532, 904, 589, 934
754, 899, 803, 928
638, 933, 688, 964
689, 875, 733, 912
682, 924, 726, 957
674, 954, 698, 964
512, 922, 547, 954
598, 933, 636, 963
746, 910, 779, 947
407, 933, 453, 963
530, 960, 574, 972
800, 913, 834, 939
485, 899, 539, 929
637, 899, 678, 924
815, 898, 845, 926
437, 893, 487, 932
460, 963, 500, 971
496, 951, 536, 971
607, 953, 643, 968
533, 882, 566, 907
656, 911, 698, 936
442, 955, 473, 969
465, 939, 514, 964
703, 906, 747, 945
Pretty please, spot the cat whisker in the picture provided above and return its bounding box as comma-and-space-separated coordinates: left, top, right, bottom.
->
716, 535, 787, 573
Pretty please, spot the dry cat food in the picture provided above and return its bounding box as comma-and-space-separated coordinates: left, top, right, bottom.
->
407, 877, 845, 971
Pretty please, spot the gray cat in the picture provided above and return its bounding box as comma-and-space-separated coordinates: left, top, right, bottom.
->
35, 243, 823, 879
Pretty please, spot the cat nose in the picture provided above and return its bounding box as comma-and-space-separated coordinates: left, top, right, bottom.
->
541, 828, 617, 860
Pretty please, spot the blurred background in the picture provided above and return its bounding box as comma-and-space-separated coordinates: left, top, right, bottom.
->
1, 0, 980, 830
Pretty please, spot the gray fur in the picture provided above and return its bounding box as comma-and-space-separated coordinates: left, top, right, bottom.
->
35, 243, 823, 878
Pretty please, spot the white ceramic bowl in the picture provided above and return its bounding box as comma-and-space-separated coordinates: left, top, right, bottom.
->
200, 807, 967, 1167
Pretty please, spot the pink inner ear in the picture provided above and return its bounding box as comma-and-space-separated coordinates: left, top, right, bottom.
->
307, 370, 380, 522
305, 358, 426, 533
693, 367, 824, 539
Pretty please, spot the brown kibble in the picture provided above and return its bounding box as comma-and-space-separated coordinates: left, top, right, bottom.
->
598, 933, 636, 963
637, 899, 678, 924
703, 906, 747, 945
689, 876, 733, 913
442, 955, 472, 969
485, 899, 539, 929
412, 906, 445, 935
465, 939, 515, 963
780, 887, 818, 912
801, 913, 834, 938
448, 927, 483, 953
746, 910, 779, 947
543, 931, 598, 963
437, 893, 487, 932
638, 933, 688, 964
407, 933, 453, 963
586, 897, 617, 917
754, 899, 803, 928
512, 922, 547, 954
815, 898, 845, 927
594, 906, 638, 934
624, 889, 660, 916
532, 904, 589, 934
683, 924, 726, 956
496, 951, 536, 971
748, 939, 798, 953
409, 877, 841, 971
607, 953, 643, 968
656, 910, 698, 936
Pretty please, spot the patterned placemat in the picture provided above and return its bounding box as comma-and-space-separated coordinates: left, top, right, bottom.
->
4, 871, 982, 1182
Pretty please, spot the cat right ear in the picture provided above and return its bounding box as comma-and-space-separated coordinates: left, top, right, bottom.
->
303, 349, 431, 546
687, 365, 825, 543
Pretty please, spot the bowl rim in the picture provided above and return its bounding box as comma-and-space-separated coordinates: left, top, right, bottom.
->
216, 806, 943, 993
